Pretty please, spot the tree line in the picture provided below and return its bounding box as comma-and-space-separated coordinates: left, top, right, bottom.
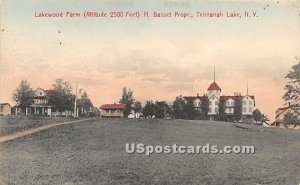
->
13, 79, 271, 124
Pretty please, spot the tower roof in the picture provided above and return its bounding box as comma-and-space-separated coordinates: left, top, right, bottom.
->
208, 82, 221, 91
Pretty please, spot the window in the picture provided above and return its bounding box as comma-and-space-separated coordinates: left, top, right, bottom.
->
249, 107, 252, 112
249, 101, 252, 105
215, 108, 218, 113
243, 107, 246, 113
226, 102, 230, 106
40, 92, 42, 95
215, 101, 218, 106
243, 101, 246, 105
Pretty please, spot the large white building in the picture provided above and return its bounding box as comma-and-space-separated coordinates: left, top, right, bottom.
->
183, 73, 255, 122
14, 88, 56, 116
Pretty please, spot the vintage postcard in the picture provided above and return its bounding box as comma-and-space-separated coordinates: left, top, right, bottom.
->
0, 0, 299, 184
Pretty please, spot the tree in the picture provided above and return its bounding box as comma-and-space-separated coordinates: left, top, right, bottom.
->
233, 99, 242, 122
201, 95, 209, 120
12, 80, 35, 113
252, 109, 269, 125
284, 112, 299, 127
80, 90, 89, 99
132, 101, 142, 113
261, 114, 270, 125
253, 109, 263, 124
217, 101, 227, 121
283, 58, 300, 112
142, 101, 156, 118
171, 97, 200, 120
48, 78, 75, 113
77, 90, 92, 117
183, 100, 200, 120
154, 101, 171, 119
119, 87, 134, 117
172, 96, 186, 119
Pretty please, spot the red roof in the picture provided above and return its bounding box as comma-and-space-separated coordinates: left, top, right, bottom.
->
45, 89, 57, 94
275, 107, 291, 118
249, 96, 255, 100
100, 104, 126, 110
220, 95, 255, 102
208, 82, 221, 91
220, 96, 241, 102
183, 95, 203, 102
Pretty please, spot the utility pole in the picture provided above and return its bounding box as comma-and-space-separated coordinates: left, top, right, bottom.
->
74, 82, 78, 118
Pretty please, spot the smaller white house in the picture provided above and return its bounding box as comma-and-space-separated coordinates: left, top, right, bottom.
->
274, 106, 300, 127
100, 104, 126, 118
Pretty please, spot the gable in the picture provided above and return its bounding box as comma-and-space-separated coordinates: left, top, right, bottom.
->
209, 95, 219, 101
35, 88, 46, 96
275, 107, 299, 118
0, 103, 11, 109
225, 97, 234, 103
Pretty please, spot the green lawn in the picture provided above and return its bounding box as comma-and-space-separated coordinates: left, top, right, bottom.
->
0, 116, 77, 136
0, 118, 299, 185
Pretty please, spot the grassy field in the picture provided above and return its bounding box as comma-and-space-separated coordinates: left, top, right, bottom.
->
0, 116, 79, 136
0, 118, 299, 185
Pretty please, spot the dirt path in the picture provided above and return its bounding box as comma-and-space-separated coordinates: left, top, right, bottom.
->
0, 119, 93, 143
